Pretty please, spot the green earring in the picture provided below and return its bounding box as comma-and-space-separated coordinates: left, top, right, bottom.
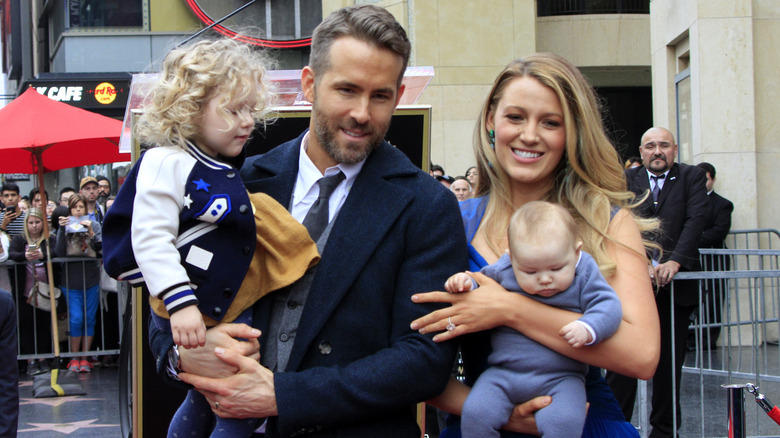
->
488, 130, 495, 149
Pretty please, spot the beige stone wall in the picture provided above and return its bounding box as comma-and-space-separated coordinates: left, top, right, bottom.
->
651, 0, 780, 345
752, 1, 780, 234
740, 0, 780, 346
650, 0, 775, 233
412, 5, 654, 176
536, 14, 650, 68
391, 2, 650, 176
392, 0, 538, 175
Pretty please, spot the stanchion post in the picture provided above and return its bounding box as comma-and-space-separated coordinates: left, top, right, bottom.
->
723, 383, 747, 438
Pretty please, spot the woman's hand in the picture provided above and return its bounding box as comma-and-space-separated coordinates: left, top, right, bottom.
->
25, 248, 42, 261
58, 216, 69, 227
411, 272, 515, 342
81, 220, 94, 237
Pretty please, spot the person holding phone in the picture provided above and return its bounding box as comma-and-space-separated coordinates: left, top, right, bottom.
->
55, 193, 102, 373
0, 183, 24, 239
8, 208, 55, 375
0, 223, 9, 293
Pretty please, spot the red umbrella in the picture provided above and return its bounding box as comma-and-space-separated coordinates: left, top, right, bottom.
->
0, 87, 128, 396
0, 87, 129, 173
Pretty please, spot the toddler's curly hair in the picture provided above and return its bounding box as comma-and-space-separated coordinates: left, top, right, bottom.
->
136, 38, 273, 150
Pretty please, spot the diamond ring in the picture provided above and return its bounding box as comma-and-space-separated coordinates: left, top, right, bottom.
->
446, 316, 456, 331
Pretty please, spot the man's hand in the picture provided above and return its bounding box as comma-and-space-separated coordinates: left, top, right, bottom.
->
654, 260, 681, 287
501, 396, 551, 434
180, 346, 278, 419
179, 323, 261, 379
2, 209, 19, 227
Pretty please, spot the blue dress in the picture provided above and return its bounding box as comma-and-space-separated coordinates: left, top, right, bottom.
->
442, 197, 639, 438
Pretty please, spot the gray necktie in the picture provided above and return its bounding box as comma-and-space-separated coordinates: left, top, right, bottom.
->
652, 174, 664, 209
302, 171, 345, 241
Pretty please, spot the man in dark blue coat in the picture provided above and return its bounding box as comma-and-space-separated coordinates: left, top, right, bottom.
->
149, 5, 466, 437
608, 126, 709, 437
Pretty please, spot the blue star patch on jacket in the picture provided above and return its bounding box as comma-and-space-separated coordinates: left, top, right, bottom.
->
193, 178, 211, 192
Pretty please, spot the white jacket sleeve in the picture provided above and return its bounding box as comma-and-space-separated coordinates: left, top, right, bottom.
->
0, 233, 8, 263
131, 147, 197, 311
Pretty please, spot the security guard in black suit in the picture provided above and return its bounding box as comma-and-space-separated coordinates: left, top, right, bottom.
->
607, 127, 709, 438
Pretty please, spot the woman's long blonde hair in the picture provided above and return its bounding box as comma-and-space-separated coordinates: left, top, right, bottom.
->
473, 53, 656, 277
135, 37, 274, 150
24, 207, 46, 248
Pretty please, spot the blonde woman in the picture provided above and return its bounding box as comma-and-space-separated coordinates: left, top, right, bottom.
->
412, 54, 660, 437
9, 208, 54, 375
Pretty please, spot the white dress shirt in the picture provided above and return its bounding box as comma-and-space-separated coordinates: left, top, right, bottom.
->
290, 131, 365, 224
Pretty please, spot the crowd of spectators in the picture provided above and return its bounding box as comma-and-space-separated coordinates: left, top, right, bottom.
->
0, 175, 119, 377
430, 163, 477, 201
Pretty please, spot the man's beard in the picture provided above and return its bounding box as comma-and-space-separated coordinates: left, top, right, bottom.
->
649, 155, 669, 173
312, 103, 390, 165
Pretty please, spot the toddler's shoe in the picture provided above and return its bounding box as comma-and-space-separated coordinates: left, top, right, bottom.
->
67, 359, 80, 373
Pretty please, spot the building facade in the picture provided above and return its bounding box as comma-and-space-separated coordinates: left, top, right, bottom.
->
4, 0, 773, 235
649, 0, 778, 237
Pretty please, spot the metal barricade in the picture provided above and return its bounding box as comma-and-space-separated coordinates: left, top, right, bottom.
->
726, 229, 780, 252
5, 257, 125, 364
633, 243, 780, 437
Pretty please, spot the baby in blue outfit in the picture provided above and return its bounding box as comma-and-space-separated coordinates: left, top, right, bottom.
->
446, 201, 623, 437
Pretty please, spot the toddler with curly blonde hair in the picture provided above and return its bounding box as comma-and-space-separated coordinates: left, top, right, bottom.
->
103, 37, 319, 437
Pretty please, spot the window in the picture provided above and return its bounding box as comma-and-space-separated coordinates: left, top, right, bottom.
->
69, 0, 143, 28
675, 68, 692, 163
537, 0, 649, 17
186, 0, 322, 48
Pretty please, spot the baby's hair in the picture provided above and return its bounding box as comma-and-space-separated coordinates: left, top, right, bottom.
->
508, 201, 579, 251
135, 37, 274, 150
